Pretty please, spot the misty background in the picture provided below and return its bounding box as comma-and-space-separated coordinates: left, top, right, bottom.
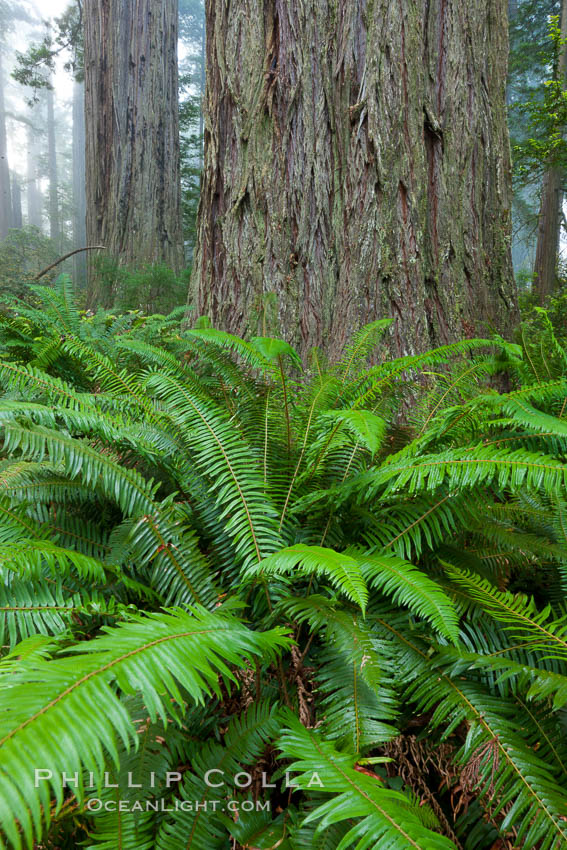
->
0, 0, 204, 294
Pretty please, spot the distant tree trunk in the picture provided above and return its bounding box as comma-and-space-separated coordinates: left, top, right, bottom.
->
11, 173, 22, 228
506, 0, 518, 107
72, 80, 87, 287
0, 51, 13, 240
46, 86, 60, 248
199, 18, 205, 174
84, 0, 184, 308
533, 0, 567, 305
26, 120, 43, 229
191, 0, 517, 357
534, 168, 563, 304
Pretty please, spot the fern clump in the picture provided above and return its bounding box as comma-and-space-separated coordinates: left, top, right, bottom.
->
0, 278, 566, 848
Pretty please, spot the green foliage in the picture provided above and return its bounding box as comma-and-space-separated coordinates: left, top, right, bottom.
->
0, 279, 567, 848
0, 227, 63, 299
279, 715, 455, 849
12, 0, 83, 95
179, 88, 202, 255
113, 262, 189, 315
513, 14, 567, 181
507, 0, 560, 274
0, 606, 288, 849
85, 257, 189, 315
515, 296, 567, 384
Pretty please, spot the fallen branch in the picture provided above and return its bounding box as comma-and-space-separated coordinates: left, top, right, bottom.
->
33, 246, 107, 280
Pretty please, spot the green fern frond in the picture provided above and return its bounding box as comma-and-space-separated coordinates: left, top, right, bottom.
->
0, 577, 115, 647
278, 715, 457, 850
359, 552, 460, 642
446, 567, 567, 661
315, 627, 398, 753
0, 606, 289, 850
376, 618, 567, 848
320, 410, 387, 456
249, 545, 368, 612
146, 371, 283, 567
336, 319, 394, 383
124, 504, 218, 608
2, 423, 160, 517
369, 444, 567, 498
156, 701, 282, 849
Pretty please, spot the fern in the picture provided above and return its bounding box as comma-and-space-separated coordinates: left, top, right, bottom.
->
156, 701, 282, 849
1, 287, 566, 848
0, 606, 289, 849
278, 714, 457, 849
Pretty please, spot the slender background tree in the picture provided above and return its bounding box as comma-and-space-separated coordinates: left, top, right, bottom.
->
45, 82, 60, 248
532, 0, 567, 302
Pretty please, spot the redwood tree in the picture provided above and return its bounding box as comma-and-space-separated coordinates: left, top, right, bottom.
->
84, 0, 183, 306
72, 80, 87, 286
533, 0, 567, 305
26, 118, 43, 229
46, 85, 60, 248
191, 0, 518, 356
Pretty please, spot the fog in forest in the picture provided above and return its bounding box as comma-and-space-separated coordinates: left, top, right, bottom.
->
0, 0, 204, 296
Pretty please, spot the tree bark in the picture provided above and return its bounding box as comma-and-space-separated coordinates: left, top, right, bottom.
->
0, 51, 13, 241
534, 167, 563, 305
191, 0, 517, 357
26, 119, 43, 229
84, 0, 184, 308
46, 86, 60, 248
199, 14, 205, 174
533, 0, 567, 305
72, 80, 87, 287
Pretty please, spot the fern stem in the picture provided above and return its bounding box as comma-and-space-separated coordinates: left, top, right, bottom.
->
263, 390, 270, 487
279, 383, 333, 531
278, 354, 292, 460
319, 441, 360, 547
417, 362, 483, 438
382, 493, 452, 551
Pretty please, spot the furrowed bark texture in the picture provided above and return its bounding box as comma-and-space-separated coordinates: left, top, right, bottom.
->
72, 81, 87, 287
84, 0, 183, 307
192, 0, 517, 357
534, 166, 563, 305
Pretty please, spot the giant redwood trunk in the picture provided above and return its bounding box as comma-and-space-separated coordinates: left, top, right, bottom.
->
191, 0, 517, 357
84, 0, 184, 307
